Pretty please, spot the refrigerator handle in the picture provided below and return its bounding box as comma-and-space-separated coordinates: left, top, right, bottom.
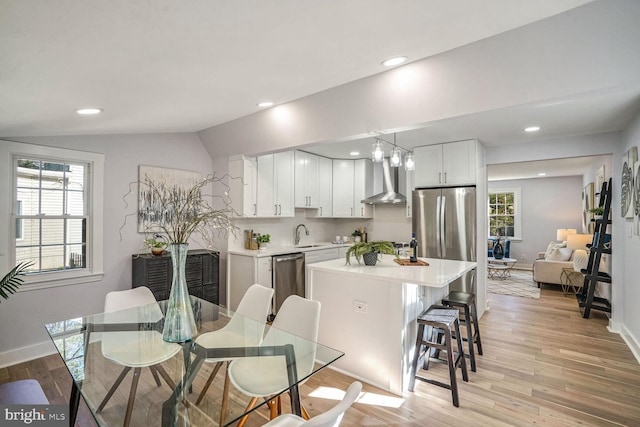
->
436, 196, 442, 258
440, 195, 446, 258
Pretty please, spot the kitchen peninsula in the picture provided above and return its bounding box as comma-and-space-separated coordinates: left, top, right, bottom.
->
307, 256, 477, 396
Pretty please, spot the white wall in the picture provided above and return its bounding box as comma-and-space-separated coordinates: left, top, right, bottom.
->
0, 134, 215, 366
619, 109, 640, 360
488, 176, 583, 268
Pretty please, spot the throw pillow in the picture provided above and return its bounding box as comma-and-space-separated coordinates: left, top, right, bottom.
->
546, 246, 572, 261
544, 241, 566, 259
573, 249, 588, 272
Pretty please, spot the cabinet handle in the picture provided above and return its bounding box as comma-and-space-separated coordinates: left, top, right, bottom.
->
444, 172, 447, 183
308, 196, 311, 206
361, 206, 363, 216
439, 172, 442, 184
274, 204, 277, 215
407, 206, 410, 216
320, 206, 323, 216
278, 204, 282, 215
253, 203, 256, 216
350, 207, 353, 216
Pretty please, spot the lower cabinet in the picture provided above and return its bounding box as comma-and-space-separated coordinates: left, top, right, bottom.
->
132, 249, 220, 304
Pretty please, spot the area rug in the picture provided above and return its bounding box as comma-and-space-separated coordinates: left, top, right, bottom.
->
487, 269, 540, 299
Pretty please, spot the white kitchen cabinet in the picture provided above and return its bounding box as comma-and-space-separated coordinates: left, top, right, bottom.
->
405, 169, 414, 218
256, 151, 294, 217
227, 254, 272, 311
354, 159, 373, 218
307, 156, 333, 218
414, 140, 476, 187
331, 159, 373, 218
332, 160, 354, 217
294, 150, 319, 208
228, 155, 257, 217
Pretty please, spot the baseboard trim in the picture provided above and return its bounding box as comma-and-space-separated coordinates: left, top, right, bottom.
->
618, 322, 640, 364
0, 341, 57, 369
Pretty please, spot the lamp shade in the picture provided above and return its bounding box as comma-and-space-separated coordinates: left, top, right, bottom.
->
567, 233, 593, 250
556, 228, 577, 241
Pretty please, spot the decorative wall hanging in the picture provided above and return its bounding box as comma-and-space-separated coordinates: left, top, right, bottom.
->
582, 183, 594, 234
621, 147, 637, 218
635, 159, 640, 236
137, 165, 202, 232
594, 165, 605, 208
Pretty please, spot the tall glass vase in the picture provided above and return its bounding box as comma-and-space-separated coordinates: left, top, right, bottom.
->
163, 243, 197, 343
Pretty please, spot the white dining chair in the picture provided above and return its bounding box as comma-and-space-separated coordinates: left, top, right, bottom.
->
194, 283, 274, 425
97, 286, 181, 427
262, 381, 362, 427
226, 295, 322, 427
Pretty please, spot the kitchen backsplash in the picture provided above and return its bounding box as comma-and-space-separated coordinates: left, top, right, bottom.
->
229, 204, 411, 250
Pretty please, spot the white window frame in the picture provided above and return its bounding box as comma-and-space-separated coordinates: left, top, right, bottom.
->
2, 140, 104, 290
488, 187, 522, 241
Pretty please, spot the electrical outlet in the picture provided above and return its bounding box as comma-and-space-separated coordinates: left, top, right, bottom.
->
353, 300, 367, 313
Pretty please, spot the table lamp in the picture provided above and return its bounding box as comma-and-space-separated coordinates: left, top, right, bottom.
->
556, 228, 577, 242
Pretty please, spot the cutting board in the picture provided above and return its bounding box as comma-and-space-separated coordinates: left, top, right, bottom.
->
394, 258, 429, 266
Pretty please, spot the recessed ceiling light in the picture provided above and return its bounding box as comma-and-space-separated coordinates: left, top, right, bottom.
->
381, 56, 408, 67
257, 101, 274, 108
349, 151, 360, 156
538, 172, 547, 176
75, 108, 102, 115
524, 126, 541, 132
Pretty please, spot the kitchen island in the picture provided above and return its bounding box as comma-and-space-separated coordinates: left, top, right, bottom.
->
307, 256, 477, 396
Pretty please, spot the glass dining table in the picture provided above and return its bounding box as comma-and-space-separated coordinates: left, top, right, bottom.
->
44, 296, 344, 426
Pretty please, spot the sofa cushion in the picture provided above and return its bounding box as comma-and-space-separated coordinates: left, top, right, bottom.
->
573, 249, 588, 272
544, 241, 566, 259
546, 247, 572, 261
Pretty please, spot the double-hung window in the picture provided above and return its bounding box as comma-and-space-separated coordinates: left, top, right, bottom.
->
488, 187, 521, 240
3, 140, 104, 289
15, 158, 88, 272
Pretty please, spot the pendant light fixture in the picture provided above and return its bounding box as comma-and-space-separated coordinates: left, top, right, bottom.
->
371, 140, 384, 162
404, 151, 415, 171
389, 133, 401, 167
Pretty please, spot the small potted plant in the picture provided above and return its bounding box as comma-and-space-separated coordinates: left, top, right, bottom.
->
589, 206, 605, 219
145, 234, 168, 256
257, 233, 271, 249
345, 241, 396, 266
351, 229, 363, 243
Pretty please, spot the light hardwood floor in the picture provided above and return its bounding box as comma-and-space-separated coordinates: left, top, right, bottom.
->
2, 285, 639, 426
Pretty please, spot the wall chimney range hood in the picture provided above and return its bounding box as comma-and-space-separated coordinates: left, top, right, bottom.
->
361, 158, 406, 204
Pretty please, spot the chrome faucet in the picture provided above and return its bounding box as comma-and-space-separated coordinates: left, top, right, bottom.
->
295, 224, 309, 245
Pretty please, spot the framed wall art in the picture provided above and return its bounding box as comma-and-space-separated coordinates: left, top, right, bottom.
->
621, 147, 638, 218
138, 165, 202, 232
582, 182, 594, 234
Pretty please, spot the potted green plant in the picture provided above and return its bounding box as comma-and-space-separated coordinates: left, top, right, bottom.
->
345, 241, 397, 266
351, 229, 363, 243
257, 233, 271, 249
144, 234, 168, 256
589, 206, 605, 219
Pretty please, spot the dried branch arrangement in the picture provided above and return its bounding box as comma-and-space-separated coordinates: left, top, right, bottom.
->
121, 172, 238, 248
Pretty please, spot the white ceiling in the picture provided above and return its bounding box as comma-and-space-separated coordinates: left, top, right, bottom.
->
2, 1, 638, 181
1, 0, 595, 137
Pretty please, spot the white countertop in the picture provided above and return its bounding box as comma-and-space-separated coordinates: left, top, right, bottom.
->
228, 242, 351, 258
307, 256, 477, 287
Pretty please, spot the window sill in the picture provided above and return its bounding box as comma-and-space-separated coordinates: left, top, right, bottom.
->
19, 271, 105, 292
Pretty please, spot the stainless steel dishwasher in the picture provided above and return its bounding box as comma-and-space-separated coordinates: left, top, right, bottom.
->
271, 252, 305, 318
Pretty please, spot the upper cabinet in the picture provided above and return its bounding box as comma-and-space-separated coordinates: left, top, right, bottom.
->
307, 156, 333, 218
405, 169, 414, 218
256, 151, 295, 217
294, 151, 319, 208
414, 140, 476, 187
228, 155, 257, 217
332, 159, 373, 218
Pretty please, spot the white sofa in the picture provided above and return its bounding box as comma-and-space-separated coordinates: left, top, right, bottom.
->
533, 237, 590, 288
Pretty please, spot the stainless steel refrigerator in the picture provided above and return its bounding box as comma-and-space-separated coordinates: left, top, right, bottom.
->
412, 187, 477, 293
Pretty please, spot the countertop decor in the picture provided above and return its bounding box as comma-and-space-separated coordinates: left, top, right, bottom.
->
345, 241, 396, 265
